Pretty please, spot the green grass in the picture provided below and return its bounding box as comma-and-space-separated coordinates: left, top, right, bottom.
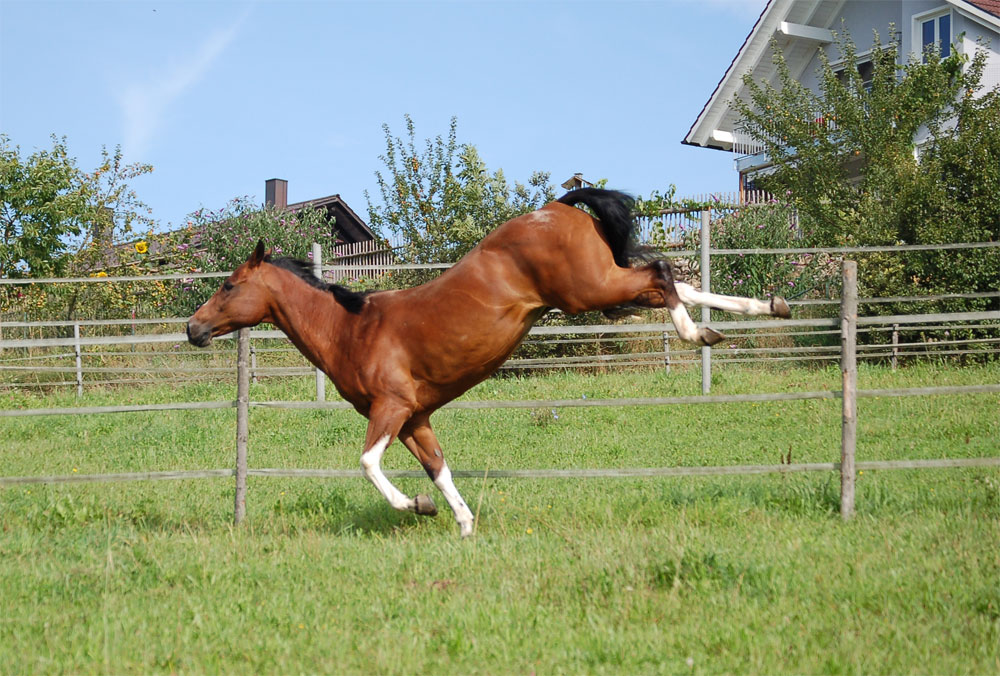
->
1, 363, 999, 674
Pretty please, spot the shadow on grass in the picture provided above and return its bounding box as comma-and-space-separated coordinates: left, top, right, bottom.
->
268, 485, 433, 537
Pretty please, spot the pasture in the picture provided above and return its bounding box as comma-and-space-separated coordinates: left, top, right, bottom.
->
1, 363, 998, 674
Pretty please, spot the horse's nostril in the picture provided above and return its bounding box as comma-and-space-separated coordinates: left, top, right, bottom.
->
186, 321, 211, 347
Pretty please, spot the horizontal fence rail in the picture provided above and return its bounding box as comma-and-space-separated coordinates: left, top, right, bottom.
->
5, 383, 999, 419
2, 247, 999, 524
2, 311, 996, 389
4, 457, 999, 487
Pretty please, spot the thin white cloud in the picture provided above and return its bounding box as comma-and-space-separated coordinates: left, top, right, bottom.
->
119, 14, 245, 158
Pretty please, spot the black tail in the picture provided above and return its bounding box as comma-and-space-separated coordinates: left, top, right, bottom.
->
557, 188, 637, 267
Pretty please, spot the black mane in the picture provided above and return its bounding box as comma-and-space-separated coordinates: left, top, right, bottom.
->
265, 256, 368, 314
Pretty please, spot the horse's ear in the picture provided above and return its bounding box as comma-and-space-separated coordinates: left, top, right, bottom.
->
248, 240, 267, 268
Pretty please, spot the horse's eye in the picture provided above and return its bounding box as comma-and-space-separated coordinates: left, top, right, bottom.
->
223, 281, 234, 292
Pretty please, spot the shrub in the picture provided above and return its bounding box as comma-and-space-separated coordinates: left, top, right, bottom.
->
160, 197, 340, 315
682, 203, 836, 303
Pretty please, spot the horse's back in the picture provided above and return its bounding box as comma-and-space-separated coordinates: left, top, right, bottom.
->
349, 200, 624, 410
473, 201, 623, 312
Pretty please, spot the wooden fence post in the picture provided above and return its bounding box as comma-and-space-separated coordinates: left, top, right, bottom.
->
840, 260, 858, 520
73, 323, 83, 397
700, 208, 712, 394
249, 341, 258, 385
234, 328, 250, 525
891, 324, 899, 371
312, 242, 326, 402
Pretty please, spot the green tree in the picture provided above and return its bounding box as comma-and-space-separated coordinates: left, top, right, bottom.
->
1, 136, 158, 322
365, 116, 555, 276
1, 136, 154, 280
0, 135, 90, 278
734, 28, 1000, 312
71, 145, 155, 272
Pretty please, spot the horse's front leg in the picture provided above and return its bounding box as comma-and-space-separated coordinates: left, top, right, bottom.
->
360, 401, 439, 517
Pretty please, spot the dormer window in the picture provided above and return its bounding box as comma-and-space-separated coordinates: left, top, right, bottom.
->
917, 9, 952, 62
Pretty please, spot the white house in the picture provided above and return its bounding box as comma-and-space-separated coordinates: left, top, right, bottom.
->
684, 0, 1000, 195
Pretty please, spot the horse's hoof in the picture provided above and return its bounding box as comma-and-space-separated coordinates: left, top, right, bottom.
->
414, 494, 438, 516
700, 328, 725, 346
459, 521, 474, 538
771, 296, 791, 319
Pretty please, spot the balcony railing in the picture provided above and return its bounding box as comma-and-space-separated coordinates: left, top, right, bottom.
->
733, 114, 839, 158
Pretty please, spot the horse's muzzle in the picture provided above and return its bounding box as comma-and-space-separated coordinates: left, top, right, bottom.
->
186, 320, 212, 348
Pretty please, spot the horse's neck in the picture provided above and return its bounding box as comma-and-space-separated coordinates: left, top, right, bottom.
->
266, 274, 353, 370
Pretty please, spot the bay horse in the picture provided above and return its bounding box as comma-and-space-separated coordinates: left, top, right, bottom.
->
187, 189, 790, 537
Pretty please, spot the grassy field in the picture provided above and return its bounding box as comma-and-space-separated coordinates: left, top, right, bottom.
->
1, 362, 998, 674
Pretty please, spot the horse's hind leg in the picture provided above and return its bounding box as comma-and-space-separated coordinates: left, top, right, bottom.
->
675, 282, 791, 318
556, 260, 723, 345
360, 401, 438, 517
630, 261, 725, 346
399, 417, 474, 538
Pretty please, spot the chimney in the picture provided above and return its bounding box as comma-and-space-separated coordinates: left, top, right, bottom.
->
265, 178, 288, 209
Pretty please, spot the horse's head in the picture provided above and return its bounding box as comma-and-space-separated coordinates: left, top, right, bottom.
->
187, 240, 273, 347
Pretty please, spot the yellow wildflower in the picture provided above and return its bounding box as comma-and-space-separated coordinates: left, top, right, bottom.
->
135, 241, 149, 254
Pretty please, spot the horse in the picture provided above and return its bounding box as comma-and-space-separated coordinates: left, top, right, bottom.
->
187, 188, 790, 537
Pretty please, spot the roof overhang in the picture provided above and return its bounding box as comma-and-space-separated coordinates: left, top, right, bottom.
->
683, 0, 833, 152
953, 0, 1000, 29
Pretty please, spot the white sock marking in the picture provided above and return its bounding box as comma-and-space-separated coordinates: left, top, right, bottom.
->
675, 282, 772, 315
434, 462, 474, 537
667, 302, 704, 343
361, 435, 416, 512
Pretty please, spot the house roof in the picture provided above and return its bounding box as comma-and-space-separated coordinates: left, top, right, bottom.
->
286, 193, 376, 243
969, 0, 1000, 18
684, 0, 1000, 152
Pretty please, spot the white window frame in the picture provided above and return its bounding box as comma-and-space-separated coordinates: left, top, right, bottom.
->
913, 6, 954, 62
829, 48, 894, 94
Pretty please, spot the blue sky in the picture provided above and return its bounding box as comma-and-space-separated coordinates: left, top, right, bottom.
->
0, 0, 767, 232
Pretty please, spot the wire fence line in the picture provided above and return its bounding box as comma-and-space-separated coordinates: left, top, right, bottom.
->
3, 310, 997, 350
2, 259, 998, 523
1, 312, 996, 389
6, 382, 997, 420
4, 457, 1000, 488
1, 290, 997, 332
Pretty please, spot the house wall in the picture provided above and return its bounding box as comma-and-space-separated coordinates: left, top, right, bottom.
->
796, 1, 999, 91
956, 12, 1000, 90
796, 0, 902, 92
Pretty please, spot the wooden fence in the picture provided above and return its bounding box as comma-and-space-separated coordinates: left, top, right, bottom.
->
326, 240, 396, 283
3, 234, 998, 394
2, 261, 999, 527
